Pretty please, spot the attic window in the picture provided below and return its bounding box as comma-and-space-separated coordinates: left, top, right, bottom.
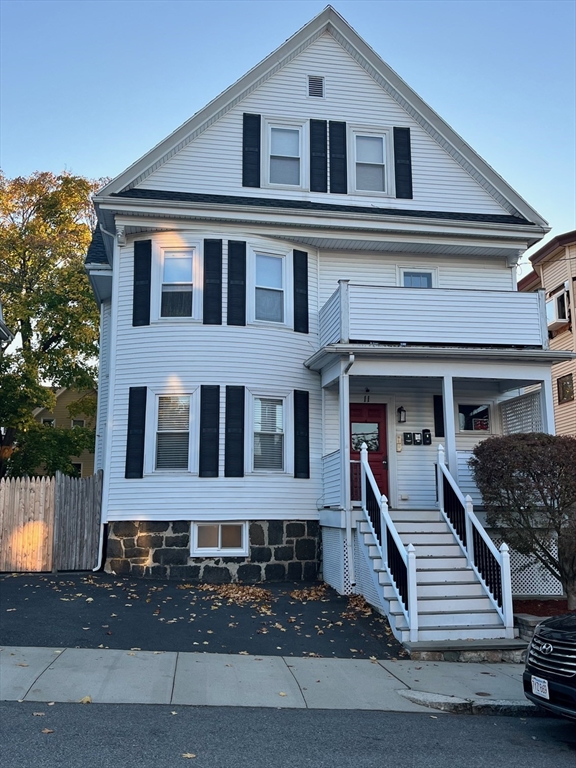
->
308, 75, 324, 98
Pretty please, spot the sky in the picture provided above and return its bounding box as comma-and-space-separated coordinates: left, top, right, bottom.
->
1, 0, 575, 271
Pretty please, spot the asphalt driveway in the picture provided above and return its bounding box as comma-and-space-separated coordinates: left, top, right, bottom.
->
0, 573, 405, 659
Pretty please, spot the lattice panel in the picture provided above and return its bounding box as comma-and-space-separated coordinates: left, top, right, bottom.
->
490, 535, 563, 597
500, 392, 542, 435
322, 528, 353, 595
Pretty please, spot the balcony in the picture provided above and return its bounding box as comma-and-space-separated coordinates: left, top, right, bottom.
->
319, 281, 548, 349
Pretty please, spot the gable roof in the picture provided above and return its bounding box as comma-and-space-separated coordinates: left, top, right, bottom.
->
529, 229, 576, 266
96, 6, 547, 228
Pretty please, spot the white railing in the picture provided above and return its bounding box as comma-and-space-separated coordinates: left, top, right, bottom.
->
360, 444, 418, 642
318, 281, 547, 349
436, 444, 514, 634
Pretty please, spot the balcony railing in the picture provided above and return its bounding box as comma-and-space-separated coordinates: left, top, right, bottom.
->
319, 281, 548, 349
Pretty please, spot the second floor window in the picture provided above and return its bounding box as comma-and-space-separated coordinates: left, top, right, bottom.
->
355, 134, 386, 192
255, 254, 284, 322
161, 251, 194, 317
403, 271, 433, 288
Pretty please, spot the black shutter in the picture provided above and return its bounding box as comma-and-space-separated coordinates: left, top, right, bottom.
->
294, 390, 310, 479
203, 239, 222, 325
225, 386, 245, 477
242, 113, 261, 188
125, 387, 147, 479
293, 250, 309, 334
394, 127, 413, 199
227, 241, 246, 326
132, 240, 151, 326
310, 119, 328, 193
329, 121, 347, 194
433, 395, 445, 438
199, 385, 220, 477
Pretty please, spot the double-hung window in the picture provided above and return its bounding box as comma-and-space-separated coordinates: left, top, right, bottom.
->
156, 395, 191, 470
255, 253, 284, 322
264, 120, 306, 188
161, 250, 194, 318
349, 127, 392, 195
253, 397, 284, 471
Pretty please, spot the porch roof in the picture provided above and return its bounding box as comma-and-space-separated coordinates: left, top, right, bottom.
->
304, 343, 575, 373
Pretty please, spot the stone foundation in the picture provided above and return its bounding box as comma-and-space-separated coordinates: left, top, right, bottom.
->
105, 520, 320, 582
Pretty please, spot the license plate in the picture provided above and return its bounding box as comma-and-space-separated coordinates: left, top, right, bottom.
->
531, 675, 549, 700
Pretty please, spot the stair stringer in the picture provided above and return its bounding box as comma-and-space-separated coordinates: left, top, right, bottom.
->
352, 527, 406, 643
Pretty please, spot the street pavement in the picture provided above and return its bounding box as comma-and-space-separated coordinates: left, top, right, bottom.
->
0, 572, 541, 716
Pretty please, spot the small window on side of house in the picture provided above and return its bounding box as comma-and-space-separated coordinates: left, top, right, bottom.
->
458, 404, 490, 432
71, 463, 82, 477
403, 271, 433, 289
72, 419, 85, 428
42, 418, 55, 427
558, 374, 574, 404
191, 522, 248, 556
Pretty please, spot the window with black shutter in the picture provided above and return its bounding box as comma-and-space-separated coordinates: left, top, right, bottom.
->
225, 386, 245, 477
203, 240, 222, 325
125, 387, 147, 478
227, 241, 246, 326
199, 385, 220, 477
132, 241, 151, 326
242, 114, 261, 188
294, 390, 310, 479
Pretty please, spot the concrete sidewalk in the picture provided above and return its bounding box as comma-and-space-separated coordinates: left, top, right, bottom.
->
0, 646, 538, 716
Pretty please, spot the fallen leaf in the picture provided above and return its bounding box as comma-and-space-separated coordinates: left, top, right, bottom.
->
48, 702, 55, 706
430, 715, 438, 719
350, 649, 358, 653
79, 696, 92, 704
6, 608, 16, 612
33, 712, 45, 716
238, 651, 249, 655
41, 728, 54, 734
130, 647, 141, 651
17, 663, 29, 667
86, 598, 93, 603
171, 711, 178, 715
182, 753, 197, 759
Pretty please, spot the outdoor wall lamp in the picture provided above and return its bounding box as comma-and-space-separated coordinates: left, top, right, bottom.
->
397, 406, 407, 423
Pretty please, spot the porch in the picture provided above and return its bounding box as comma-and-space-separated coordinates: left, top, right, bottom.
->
306, 346, 563, 644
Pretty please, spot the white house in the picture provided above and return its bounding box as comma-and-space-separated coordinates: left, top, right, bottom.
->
86, 7, 570, 644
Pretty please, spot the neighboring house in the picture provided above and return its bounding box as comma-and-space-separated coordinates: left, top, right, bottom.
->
86, 7, 572, 644
33, 388, 97, 477
518, 230, 576, 436
0, 298, 13, 349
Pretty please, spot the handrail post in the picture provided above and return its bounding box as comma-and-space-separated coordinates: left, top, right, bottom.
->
407, 543, 418, 643
380, 492, 389, 568
500, 542, 514, 632
465, 494, 474, 569
360, 443, 368, 512
437, 444, 445, 511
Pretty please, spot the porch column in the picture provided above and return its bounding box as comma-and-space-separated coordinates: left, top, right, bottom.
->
442, 375, 458, 473
539, 374, 556, 434
340, 354, 356, 586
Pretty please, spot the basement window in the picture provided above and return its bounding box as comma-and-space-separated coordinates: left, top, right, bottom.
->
190, 522, 248, 556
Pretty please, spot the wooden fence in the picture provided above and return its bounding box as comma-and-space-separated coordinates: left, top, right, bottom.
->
0, 471, 102, 572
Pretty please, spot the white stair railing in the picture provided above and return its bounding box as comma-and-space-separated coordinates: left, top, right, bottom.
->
436, 445, 514, 634
359, 444, 418, 642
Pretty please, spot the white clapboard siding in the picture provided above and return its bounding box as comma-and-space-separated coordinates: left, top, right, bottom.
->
323, 387, 340, 454
95, 301, 111, 472
347, 285, 544, 346
322, 451, 341, 507
105, 239, 322, 521
139, 33, 507, 216
456, 451, 482, 507
318, 251, 513, 307
319, 287, 341, 345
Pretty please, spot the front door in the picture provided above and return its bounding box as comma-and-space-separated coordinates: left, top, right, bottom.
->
350, 403, 389, 499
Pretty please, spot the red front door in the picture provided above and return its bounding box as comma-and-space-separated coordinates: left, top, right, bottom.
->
350, 403, 389, 499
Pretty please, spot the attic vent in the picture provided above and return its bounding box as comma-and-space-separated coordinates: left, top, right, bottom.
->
308, 75, 324, 98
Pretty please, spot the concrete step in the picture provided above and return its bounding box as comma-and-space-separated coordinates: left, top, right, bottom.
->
400, 626, 510, 642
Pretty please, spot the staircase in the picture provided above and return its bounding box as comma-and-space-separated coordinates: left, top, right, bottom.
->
358, 510, 512, 643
